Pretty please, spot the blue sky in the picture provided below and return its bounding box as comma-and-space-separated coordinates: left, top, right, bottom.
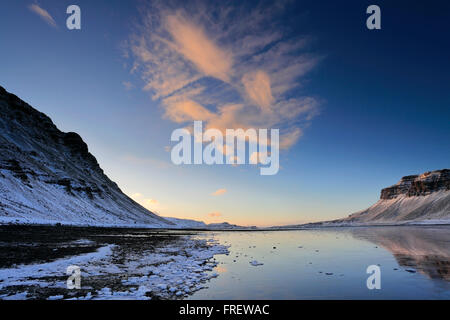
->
1, 0, 449, 226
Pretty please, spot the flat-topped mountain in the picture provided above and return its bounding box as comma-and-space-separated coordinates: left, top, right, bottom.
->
344, 169, 450, 224
380, 170, 450, 199
0, 85, 173, 227
273, 169, 450, 229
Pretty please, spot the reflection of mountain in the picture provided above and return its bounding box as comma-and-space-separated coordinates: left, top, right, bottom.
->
352, 227, 450, 281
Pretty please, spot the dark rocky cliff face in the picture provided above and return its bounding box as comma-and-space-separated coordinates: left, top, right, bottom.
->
380, 170, 450, 200
0, 85, 172, 226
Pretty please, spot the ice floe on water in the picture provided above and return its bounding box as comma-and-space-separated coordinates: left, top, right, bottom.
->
0, 234, 229, 300
249, 260, 264, 266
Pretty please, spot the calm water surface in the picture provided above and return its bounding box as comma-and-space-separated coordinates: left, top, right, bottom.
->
190, 226, 450, 299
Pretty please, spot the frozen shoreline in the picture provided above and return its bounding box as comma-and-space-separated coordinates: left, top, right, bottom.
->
0, 229, 229, 300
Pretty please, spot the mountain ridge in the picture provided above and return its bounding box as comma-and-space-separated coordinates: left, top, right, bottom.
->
0, 85, 174, 227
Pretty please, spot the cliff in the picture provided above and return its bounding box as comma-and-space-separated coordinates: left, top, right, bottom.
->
344, 169, 450, 224
0, 85, 174, 227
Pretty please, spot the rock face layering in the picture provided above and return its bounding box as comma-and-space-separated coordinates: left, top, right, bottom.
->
345, 169, 450, 224
0, 86, 173, 227
380, 170, 450, 199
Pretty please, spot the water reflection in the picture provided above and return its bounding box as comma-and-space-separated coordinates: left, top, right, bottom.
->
351, 226, 450, 281
189, 227, 450, 299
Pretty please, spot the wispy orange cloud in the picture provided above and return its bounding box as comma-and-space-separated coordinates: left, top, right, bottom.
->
164, 100, 214, 123
28, 4, 57, 28
211, 188, 227, 196
242, 70, 274, 112
208, 212, 222, 218
165, 13, 233, 83
129, 193, 159, 210
127, 1, 321, 151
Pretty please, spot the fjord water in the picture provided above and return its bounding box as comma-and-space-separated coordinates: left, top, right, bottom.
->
189, 226, 450, 299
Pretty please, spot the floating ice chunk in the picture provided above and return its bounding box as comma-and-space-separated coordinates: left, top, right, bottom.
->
249, 260, 264, 266
47, 295, 64, 300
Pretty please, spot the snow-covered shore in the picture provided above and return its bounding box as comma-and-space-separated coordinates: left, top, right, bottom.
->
0, 230, 229, 300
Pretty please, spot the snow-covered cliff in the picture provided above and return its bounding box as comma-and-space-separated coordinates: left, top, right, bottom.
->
0, 85, 174, 227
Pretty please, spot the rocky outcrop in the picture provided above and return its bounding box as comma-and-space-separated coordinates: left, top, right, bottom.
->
341, 169, 450, 224
0, 85, 174, 227
380, 170, 450, 200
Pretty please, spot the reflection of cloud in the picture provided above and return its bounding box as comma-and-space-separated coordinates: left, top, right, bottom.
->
208, 212, 222, 217
215, 265, 227, 273
28, 4, 57, 28
211, 188, 227, 196
126, 0, 320, 150
352, 227, 450, 281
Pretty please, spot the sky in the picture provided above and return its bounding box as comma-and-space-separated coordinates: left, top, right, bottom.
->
0, 0, 449, 226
